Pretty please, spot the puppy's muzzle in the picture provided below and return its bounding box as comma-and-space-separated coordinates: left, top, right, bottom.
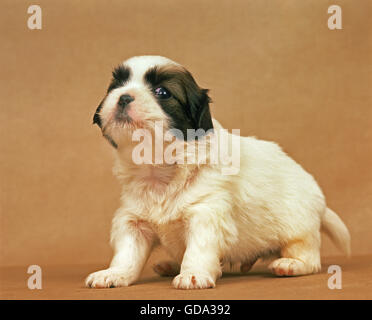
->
115, 94, 135, 122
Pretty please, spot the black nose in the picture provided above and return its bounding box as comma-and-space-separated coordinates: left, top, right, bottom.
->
118, 94, 134, 109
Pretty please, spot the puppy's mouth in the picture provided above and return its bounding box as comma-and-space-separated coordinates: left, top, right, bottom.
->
114, 108, 132, 124
100, 105, 144, 149
102, 105, 139, 132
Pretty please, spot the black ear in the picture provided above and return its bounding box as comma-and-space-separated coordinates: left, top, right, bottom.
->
93, 100, 103, 128
195, 89, 213, 132
187, 86, 214, 133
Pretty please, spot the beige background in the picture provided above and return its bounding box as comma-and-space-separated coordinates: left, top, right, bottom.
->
0, 0, 371, 271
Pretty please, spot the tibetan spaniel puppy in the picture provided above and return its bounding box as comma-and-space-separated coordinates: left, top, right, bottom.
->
85, 55, 350, 289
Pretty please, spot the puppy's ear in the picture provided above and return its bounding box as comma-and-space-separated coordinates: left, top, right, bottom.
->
193, 88, 213, 132
93, 100, 104, 128
184, 74, 214, 132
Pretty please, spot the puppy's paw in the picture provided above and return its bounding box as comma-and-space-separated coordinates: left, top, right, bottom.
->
268, 258, 307, 276
85, 268, 135, 288
153, 261, 180, 277
172, 272, 215, 289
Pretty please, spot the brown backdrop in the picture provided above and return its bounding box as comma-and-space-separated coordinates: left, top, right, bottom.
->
0, 0, 371, 269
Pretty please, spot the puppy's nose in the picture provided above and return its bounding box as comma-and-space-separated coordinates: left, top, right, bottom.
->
118, 94, 134, 109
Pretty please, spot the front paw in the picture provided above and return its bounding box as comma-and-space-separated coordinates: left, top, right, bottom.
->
172, 271, 215, 289
85, 268, 136, 288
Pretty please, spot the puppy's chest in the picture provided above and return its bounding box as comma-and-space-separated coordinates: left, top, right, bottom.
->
136, 196, 178, 223
131, 185, 190, 223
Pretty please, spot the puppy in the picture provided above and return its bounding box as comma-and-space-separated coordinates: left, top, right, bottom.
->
85, 55, 350, 289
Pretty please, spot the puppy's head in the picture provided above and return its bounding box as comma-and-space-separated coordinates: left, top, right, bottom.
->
93, 56, 213, 149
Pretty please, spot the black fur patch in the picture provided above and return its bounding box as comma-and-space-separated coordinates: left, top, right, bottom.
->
93, 65, 132, 128
93, 99, 104, 127
144, 66, 213, 140
107, 65, 131, 93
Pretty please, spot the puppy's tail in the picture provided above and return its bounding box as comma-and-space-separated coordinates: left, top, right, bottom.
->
321, 207, 351, 257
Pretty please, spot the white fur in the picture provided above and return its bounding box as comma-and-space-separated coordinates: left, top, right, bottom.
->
86, 56, 351, 289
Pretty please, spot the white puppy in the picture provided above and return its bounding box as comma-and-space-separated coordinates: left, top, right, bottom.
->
86, 55, 350, 289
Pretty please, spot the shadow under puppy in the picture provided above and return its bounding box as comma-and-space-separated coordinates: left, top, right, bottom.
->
86, 55, 350, 289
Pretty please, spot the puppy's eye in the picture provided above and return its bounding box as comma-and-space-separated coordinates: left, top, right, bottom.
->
154, 87, 171, 99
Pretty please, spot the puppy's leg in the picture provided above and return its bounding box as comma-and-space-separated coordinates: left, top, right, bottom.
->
172, 214, 222, 289
153, 261, 180, 277
268, 233, 321, 276
86, 215, 156, 288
